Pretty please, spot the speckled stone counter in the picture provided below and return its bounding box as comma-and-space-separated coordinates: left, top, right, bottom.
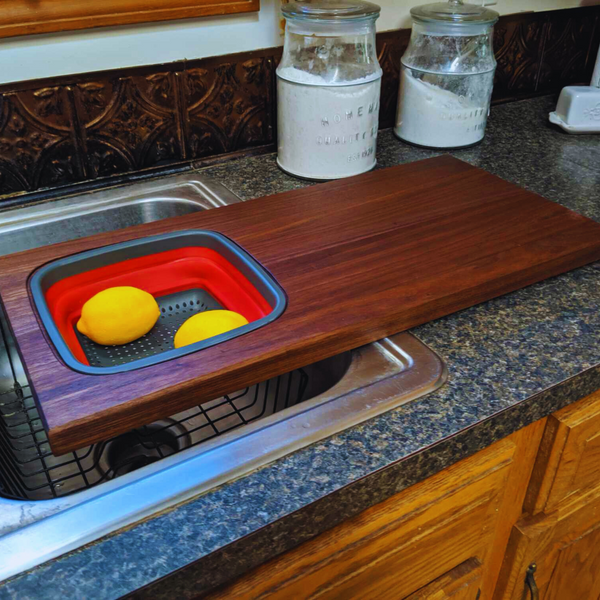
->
2, 95, 600, 600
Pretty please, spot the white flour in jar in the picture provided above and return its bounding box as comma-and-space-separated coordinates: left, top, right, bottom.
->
277, 67, 381, 180
394, 68, 488, 148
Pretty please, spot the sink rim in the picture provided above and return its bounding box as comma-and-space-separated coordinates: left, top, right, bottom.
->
0, 173, 242, 241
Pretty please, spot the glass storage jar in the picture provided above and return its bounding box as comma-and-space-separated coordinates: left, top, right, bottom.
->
277, 0, 382, 180
395, 0, 499, 149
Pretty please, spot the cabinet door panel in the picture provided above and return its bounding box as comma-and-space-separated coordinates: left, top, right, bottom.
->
0, 0, 260, 38
494, 486, 600, 600
544, 525, 600, 600
206, 437, 518, 600
525, 390, 600, 514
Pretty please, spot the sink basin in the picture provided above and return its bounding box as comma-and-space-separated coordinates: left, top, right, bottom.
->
0, 173, 447, 582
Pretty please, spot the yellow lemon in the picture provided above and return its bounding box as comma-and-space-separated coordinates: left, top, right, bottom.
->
174, 310, 249, 349
77, 286, 160, 346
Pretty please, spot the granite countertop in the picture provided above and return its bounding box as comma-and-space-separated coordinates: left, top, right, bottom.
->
2, 95, 600, 599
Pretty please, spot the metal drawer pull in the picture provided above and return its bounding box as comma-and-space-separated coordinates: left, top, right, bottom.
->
526, 563, 539, 600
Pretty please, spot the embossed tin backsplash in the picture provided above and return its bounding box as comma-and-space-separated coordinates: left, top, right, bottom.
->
0, 6, 598, 201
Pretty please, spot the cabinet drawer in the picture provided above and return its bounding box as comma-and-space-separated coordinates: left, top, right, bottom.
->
205, 437, 519, 600
525, 389, 600, 514
405, 558, 483, 599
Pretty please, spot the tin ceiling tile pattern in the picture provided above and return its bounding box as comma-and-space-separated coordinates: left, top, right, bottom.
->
537, 9, 600, 94
0, 86, 82, 194
493, 13, 547, 101
72, 74, 186, 179
376, 30, 409, 130
183, 56, 274, 160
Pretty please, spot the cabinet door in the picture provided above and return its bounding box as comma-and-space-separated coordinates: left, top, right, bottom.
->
525, 389, 600, 514
0, 0, 260, 39
494, 486, 600, 600
543, 524, 600, 600
204, 425, 542, 600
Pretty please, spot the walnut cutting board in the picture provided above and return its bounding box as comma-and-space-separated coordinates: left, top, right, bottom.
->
2, 156, 600, 455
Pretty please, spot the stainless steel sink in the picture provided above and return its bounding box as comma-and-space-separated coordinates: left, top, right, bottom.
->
0, 173, 447, 582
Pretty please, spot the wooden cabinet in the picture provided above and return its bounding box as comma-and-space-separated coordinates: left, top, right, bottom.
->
0, 0, 260, 39
495, 485, 600, 599
495, 389, 600, 600
524, 390, 600, 514
205, 422, 545, 600
200, 389, 600, 600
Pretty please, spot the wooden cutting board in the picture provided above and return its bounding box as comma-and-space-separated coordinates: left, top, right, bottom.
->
2, 156, 600, 455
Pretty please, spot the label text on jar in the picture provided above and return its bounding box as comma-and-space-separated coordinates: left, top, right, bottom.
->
320, 99, 380, 127
317, 126, 378, 146
347, 146, 374, 162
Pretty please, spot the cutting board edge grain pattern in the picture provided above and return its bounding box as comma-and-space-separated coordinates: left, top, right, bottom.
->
2, 155, 600, 454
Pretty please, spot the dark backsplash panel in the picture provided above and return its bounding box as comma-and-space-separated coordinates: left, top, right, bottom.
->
0, 6, 598, 201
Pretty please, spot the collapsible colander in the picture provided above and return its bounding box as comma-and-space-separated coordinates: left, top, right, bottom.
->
29, 230, 286, 375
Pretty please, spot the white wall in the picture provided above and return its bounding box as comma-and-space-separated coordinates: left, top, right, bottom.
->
0, 0, 591, 85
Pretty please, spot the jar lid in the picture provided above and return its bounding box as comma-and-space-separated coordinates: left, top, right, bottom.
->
411, 0, 498, 25
282, 0, 381, 22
